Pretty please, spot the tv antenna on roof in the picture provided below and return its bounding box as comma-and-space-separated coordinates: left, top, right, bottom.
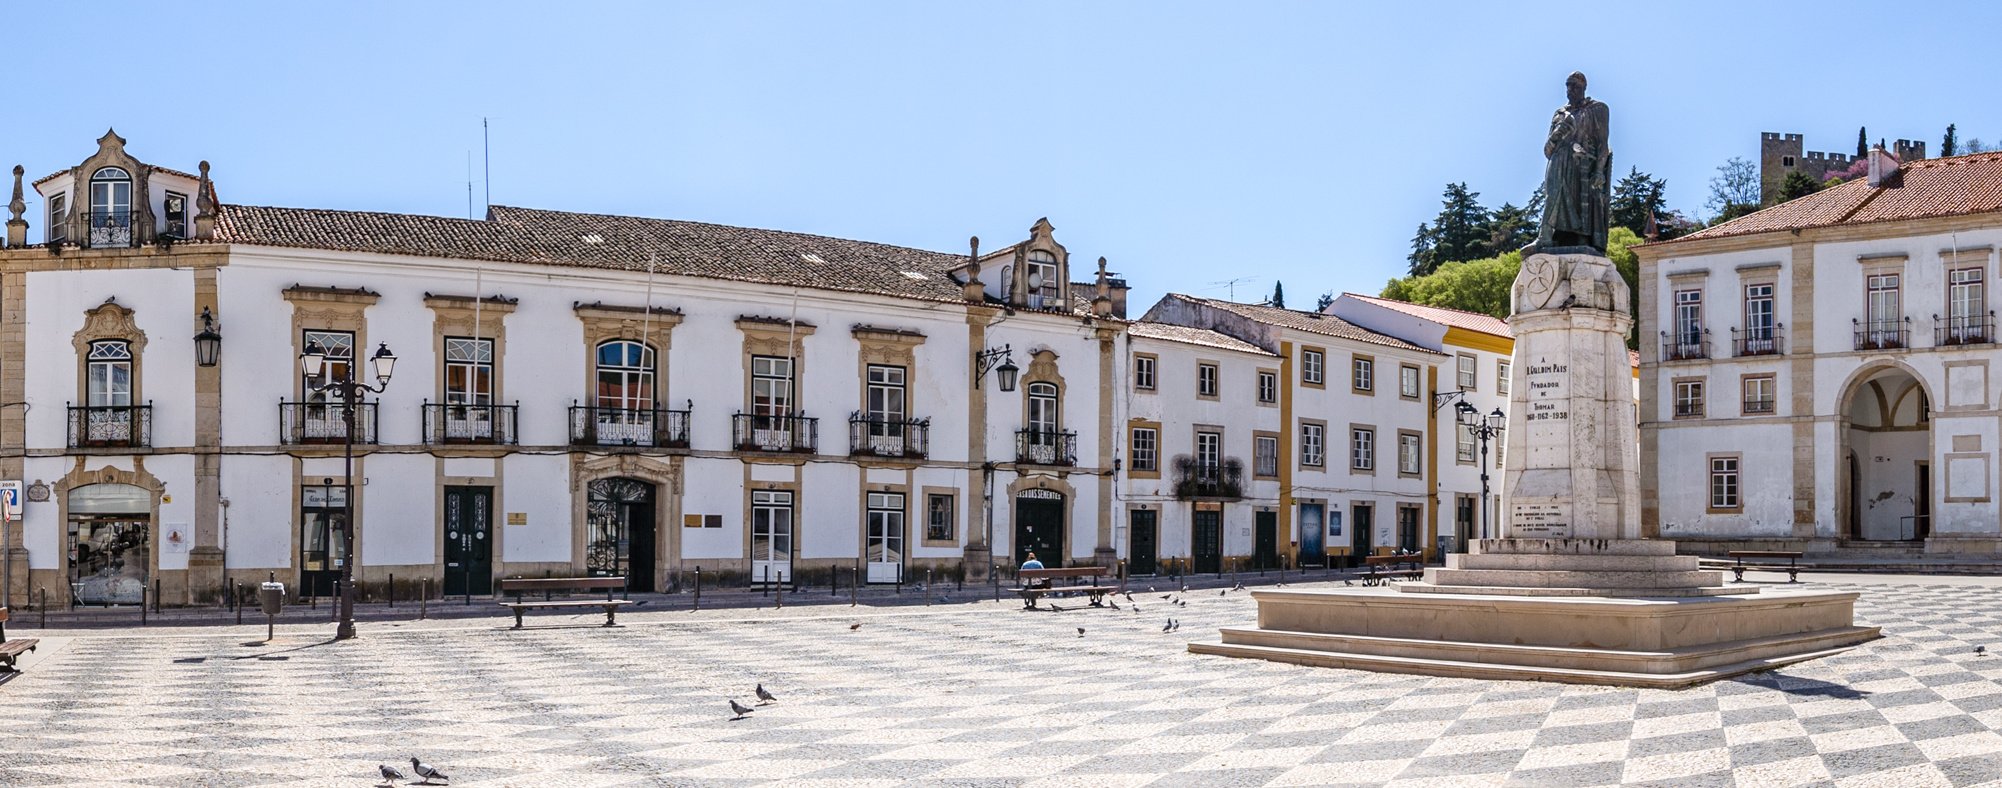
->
1207, 276, 1258, 302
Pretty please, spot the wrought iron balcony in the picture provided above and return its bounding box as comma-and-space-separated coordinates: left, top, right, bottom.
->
68, 403, 151, 449
1015, 428, 1077, 466
84, 209, 135, 248
1732, 325, 1785, 357
422, 402, 518, 445
848, 414, 929, 459
1674, 400, 1704, 418
570, 404, 690, 449
1743, 397, 1775, 415
1173, 456, 1244, 500
1935, 313, 1996, 346
733, 413, 817, 453
1854, 317, 1909, 351
281, 401, 378, 445
1660, 329, 1710, 361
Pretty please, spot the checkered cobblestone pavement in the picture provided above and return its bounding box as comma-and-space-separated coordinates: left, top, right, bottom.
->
4, 579, 2002, 786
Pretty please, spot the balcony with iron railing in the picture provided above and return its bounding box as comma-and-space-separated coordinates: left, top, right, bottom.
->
1743, 397, 1775, 416
1673, 399, 1704, 419
1935, 312, 1996, 346
280, 401, 378, 444
422, 402, 518, 445
848, 414, 929, 459
570, 403, 691, 449
68, 403, 151, 449
1660, 328, 1710, 361
1854, 317, 1910, 351
732, 413, 818, 453
1015, 428, 1077, 466
1732, 324, 1785, 357
1172, 456, 1244, 500
83, 209, 136, 248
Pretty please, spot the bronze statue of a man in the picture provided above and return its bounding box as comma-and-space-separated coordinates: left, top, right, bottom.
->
1532, 71, 1611, 254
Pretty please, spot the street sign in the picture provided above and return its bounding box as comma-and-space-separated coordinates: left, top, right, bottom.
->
0, 480, 20, 519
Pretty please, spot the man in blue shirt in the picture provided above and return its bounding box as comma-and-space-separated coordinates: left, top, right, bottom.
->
1020, 552, 1045, 571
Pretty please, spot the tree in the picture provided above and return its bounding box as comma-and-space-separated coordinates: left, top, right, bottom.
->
1968, 138, 1989, 155
1429, 183, 1491, 268
1379, 252, 1521, 321
1315, 291, 1334, 312
1407, 223, 1434, 276
1944, 124, 1959, 157
1609, 167, 1669, 238
1857, 127, 1868, 159
1706, 157, 1760, 220
1270, 281, 1285, 309
1484, 201, 1537, 256
1778, 170, 1823, 202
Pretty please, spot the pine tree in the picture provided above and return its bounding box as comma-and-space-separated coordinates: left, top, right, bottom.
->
1484, 202, 1537, 256
1856, 127, 1868, 159
1778, 170, 1822, 202
1609, 167, 1669, 238
1426, 183, 1490, 271
1270, 281, 1286, 309
1944, 124, 1959, 157
1407, 223, 1435, 276
1315, 291, 1334, 312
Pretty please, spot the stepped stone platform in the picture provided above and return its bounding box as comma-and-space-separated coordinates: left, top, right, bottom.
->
1191, 538, 1880, 688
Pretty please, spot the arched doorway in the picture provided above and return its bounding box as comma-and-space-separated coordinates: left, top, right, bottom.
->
69, 483, 151, 605
1840, 366, 1932, 542
586, 478, 657, 591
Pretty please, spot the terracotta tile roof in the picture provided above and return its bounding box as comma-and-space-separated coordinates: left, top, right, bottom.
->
1163, 294, 1437, 355
1667, 152, 2002, 244
1341, 293, 1512, 338
212, 203, 1106, 312
1127, 322, 1277, 356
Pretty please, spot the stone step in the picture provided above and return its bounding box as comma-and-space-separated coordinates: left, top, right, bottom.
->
1424, 568, 1727, 589
1399, 583, 1760, 598
1473, 538, 1678, 557
1448, 553, 1701, 572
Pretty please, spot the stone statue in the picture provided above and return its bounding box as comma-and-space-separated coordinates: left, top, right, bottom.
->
1531, 71, 1611, 254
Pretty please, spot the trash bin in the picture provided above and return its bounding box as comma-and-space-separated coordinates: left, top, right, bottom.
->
259, 581, 285, 616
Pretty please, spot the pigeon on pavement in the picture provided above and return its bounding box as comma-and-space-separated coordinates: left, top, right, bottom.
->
1172, 620, 1182, 632
379, 764, 407, 786
1220, 590, 1227, 597
1978, 645, 1988, 656
756, 684, 777, 705
849, 623, 862, 631
1163, 619, 1174, 633
1077, 627, 1086, 637
409, 758, 448, 785
730, 699, 755, 719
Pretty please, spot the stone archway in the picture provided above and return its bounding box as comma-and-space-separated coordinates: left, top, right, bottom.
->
570, 454, 682, 591
54, 461, 167, 606
1837, 363, 1934, 542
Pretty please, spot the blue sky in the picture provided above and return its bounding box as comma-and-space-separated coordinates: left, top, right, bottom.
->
13, 2, 2002, 310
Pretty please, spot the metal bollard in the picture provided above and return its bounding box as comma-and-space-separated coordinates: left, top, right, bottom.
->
925, 568, 932, 606
153, 578, 162, 614
389, 574, 395, 609
850, 565, 858, 607
38, 588, 46, 628
141, 585, 149, 626
331, 580, 340, 622
991, 563, 999, 602
762, 565, 770, 597
775, 569, 784, 609
420, 577, 430, 620
235, 582, 244, 625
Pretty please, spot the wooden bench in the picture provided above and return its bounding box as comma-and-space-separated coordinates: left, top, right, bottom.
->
0, 607, 38, 673
1015, 567, 1121, 609
497, 577, 633, 629
1727, 550, 1804, 583
1362, 553, 1425, 586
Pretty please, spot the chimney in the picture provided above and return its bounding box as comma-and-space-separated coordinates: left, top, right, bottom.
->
1867, 146, 1900, 187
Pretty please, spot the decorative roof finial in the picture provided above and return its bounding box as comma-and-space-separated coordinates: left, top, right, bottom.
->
1091, 257, 1113, 317
5, 165, 24, 248
193, 160, 218, 241
962, 235, 985, 302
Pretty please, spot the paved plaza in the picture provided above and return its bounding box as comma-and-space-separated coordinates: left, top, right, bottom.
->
4, 575, 2002, 786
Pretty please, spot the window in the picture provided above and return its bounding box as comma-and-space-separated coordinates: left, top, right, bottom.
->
1675, 289, 1705, 353
1743, 283, 1776, 353
1302, 348, 1324, 385
1743, 375, 1775, 415
1494, 425, 1506, 469
750, 489, 794, 567
1709, 456, 1741, 510
1865, 272, 1901, 347
1351, 427, 1376, 471
1197, 363, 1219, 397
299, 482, 349, 590
1457, 423, 1476, 463
751, 355, 794, 421
1196, 430, 1221, 468
865, 364, 907, 425
595, 340, 655, 411
1301, 422, 1325, 467
1497, 361, 1511, 398
1257, 370, 1277, 404
1134, 354, 1156, 390
163, 191, 189, 238
1254, 435, 1279, 478
1130, 426, 1159, 472
88, 167, 133, 246
1027, 382, 1059, 434
926, 493, 955, 542
1027, 250, 1060, 307
444, 337, 495, 406
1352, 356, 1374, 392
302, 330, 354, 392
1457, 354, 1476, 390
1783, 155, 1795, 167
866, 492, 906, 576
1674, 379, 1705, 418
1399, 365, 1420, 399
1398, 432, 1421, 475
86, 340, 133, 407
1948, 268, 1987, 343
46, 193, 66, 242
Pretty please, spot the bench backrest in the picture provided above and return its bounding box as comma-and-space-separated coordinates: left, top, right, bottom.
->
1019, 567, 1104, 580
499, 577, 627, 593
1364, 554, 1421, 566
1727, 551, 1803, 559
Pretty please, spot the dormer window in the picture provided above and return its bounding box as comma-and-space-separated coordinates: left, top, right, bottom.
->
163, 192, 188, 239
88, 167, 133, 247
46, 194, 67, 243
1027, 250, 1060, 308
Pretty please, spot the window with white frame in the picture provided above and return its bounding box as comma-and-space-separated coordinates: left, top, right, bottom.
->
1134, 354, 1156, 390
595, 340, 655, 411
46, 193, 67, 242
1027, 382, 1060, 434
1675, 289, 1705, 350
1257, 370, 1277, 404
1497, 360, 1511, 397
444, 337, 495, 407
1457, 353, 1476, 390
751, 355, 794, 424
1674, 379, 1705, 418
1301, 423, 1324, 467
1743, 375, 1775, 415
1196, 430, 1221, 467
1744, 282, 1776, 352
1351, 427, 1375, 471
1494, 424, 1506, 469
926, 493, 954, 541
1352, 357, 1373, 392
1130, 426, 1158, 472
86, 340, 133, 407
1026, 250, 1060, 307
1254, 435, 1278, 477
1949, 268, 1987, 343
1709, 456, 1740, 509
1457, 423, 1476, 463
1302, 349, 1324, 385
1399, 364, 1419, 398
1865, 273, 1901, 346
1398, 432, 1421, 475
1198, 363, 1219, 397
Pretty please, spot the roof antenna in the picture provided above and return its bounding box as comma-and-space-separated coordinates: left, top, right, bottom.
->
482, 118, 491, 217
466, 151, 474, 220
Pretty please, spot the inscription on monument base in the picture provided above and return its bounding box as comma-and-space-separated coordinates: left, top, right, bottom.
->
1510, 501, 1570, 538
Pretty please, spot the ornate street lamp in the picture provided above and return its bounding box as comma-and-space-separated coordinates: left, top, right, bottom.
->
1457, 402, 1507, 540
974, 345, 1019, 392
301, 340, 396, 640
193, 308, 222, 368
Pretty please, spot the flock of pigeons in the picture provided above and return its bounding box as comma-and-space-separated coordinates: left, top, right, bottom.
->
376, 758, 448, 786
729, 683, 781, 719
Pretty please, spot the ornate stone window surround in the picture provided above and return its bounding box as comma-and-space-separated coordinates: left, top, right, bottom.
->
285, 286, 379, 400
1020, 348, 1065, 430
426, 293, 517, 404
853, 325, 925, 421
576, 302, 682, 408
72, 299, 147, 411
737, 316, 816, 415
